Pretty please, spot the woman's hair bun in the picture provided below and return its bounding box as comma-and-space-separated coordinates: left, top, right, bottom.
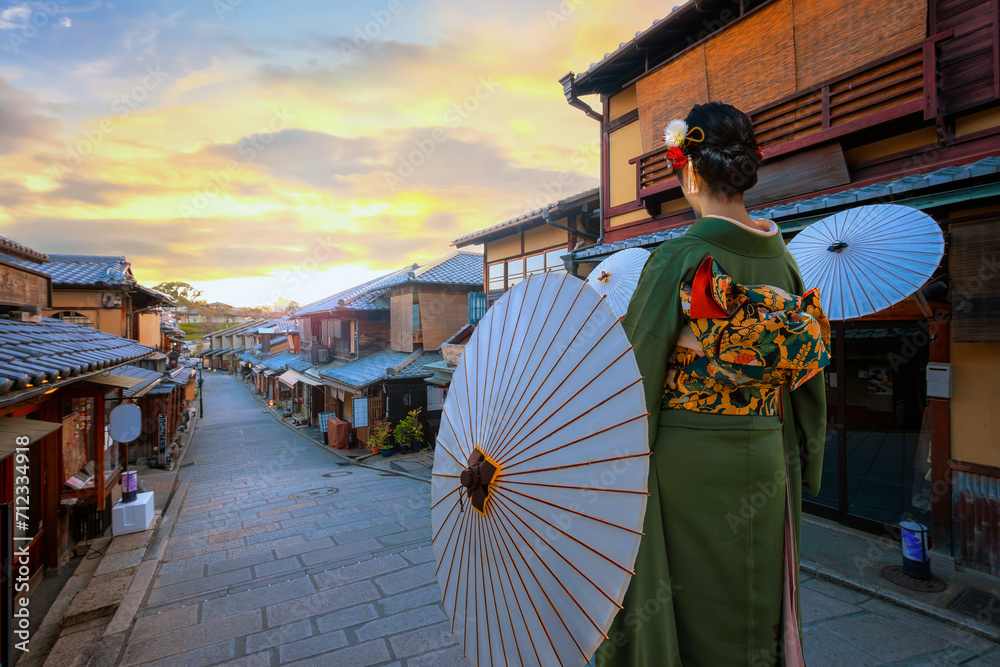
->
684, 102, 762, 199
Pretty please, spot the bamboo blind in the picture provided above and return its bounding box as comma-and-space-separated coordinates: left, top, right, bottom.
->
793, 0, 926, 91
637, 45, 709, 154
950, 220, 1000, 343
391, 293, 413, 352
704, 0, 797, 121
635, 0, 928, 152
421, 291, 470, 349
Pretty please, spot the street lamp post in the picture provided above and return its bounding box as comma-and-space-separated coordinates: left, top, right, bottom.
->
198, 367, 204, 418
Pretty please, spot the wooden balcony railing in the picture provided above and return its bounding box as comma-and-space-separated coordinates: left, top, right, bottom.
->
630, 31, 953, 214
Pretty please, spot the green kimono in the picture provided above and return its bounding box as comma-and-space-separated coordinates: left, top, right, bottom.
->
596, 216, 827, 667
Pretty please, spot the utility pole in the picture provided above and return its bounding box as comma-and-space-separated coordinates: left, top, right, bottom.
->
198, 367, 204, 418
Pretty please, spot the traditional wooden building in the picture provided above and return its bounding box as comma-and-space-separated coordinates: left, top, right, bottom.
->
453, 188, 598, 301
0, 253, 172, 347
292, 253, 480, 440
0, 237, 155, 584
560, 0, 1000, 574
294, 264, 419, 426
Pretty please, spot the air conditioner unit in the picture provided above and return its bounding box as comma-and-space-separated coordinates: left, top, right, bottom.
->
101, 292, 122, 309
318, 348, 331, 363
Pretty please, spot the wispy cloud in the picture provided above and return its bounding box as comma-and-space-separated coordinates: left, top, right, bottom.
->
0, 0, 668, 304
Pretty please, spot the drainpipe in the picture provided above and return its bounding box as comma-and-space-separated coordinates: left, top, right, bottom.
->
559, 72, 602, 122
559, 71, 605, 272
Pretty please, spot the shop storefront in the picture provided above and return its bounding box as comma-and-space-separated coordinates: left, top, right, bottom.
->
807, 322, 934, 532
56, 387, 123, 556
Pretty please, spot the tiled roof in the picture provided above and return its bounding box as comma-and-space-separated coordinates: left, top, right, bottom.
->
117, 365, 164, 398
751, 155, 1000, 221
568, 1, 707, 96
0, 317, 153, 401
295, 265, 418, 316
570, 155, 1000, 261
145, 382, 177, 396
0, 254, 135, 286
570, 227, 692, 261
257, 317, 299, 334
453, 187, 599, 247
258, 351, 310, 373
223, 319, 267, 337
303, 359, 348, 380
0, 235, 48, 263
319, 349, 440, 390
408, 252, 482, 286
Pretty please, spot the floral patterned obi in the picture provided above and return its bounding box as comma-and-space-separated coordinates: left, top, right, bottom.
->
662, 257, 831, 416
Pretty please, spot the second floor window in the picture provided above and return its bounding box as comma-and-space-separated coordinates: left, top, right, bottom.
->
53, 311, 96, 328
487, 248, 568, 299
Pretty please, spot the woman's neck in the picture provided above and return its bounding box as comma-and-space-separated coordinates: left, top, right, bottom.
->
697, 200, 767, 231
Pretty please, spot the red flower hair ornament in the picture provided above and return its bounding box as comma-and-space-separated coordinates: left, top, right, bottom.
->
662, 119, 705, 173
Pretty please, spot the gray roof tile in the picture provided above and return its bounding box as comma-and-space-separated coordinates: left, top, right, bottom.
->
294, 264, 417, 316
0, 254, 134, 286
408, 252, 482, 286
319, 349, 440, 390
0, 317, 153, 397
117, 364, 164, 398
0, 235, 48, 263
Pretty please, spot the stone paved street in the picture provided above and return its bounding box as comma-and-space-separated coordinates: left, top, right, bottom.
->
119, 372, 461, 666
113, 372, 1000, 666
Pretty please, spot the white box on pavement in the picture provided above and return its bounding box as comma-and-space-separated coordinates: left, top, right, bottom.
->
112, 492, 154, 535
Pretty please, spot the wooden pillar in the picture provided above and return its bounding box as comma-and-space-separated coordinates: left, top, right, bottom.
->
41, 399, 60, 569
928, 314, 951, 551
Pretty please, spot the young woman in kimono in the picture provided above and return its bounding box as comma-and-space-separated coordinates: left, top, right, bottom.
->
596, 102, 829, 667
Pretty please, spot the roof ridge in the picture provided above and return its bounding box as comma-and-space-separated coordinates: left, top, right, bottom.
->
391, 348, 424, 374
452, 186, 599, 246
413, 250, 460, 277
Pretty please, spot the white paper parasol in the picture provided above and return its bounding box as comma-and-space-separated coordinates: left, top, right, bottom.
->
585, 248, 651, 318
787, 204, 945, 320
431, 272, 650, 667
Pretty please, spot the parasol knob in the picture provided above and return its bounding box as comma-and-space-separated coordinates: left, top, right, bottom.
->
597, 270, 611, 283
461, 448, 497, 513
827, 241, 849, 253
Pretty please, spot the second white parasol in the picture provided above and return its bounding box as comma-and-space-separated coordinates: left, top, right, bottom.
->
787, 204, 945, 320
432, 272, 650, 667
585, 247, 651, 318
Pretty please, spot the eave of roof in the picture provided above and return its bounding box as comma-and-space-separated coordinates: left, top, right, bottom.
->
294, 264, 418, 316
319, 349, 439, 391
570, 155, 1000, 261
452, 187, 599, 247
0, 235, 49, 264
0, 318, 154, 407
567, 0, 746, 97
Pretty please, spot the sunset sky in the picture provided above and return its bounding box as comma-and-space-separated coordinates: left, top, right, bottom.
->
0, 0, 668, 307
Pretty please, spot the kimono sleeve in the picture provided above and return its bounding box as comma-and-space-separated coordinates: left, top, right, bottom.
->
789, 374, 826, 496
621, 243, 691, 451
785, 247, 827, 496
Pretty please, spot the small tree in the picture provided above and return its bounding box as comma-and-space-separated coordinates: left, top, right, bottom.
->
152, 281, 203, 308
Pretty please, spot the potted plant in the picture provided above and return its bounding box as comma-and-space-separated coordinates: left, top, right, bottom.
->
369, 419, 393, 457
393, 408, 425, 454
